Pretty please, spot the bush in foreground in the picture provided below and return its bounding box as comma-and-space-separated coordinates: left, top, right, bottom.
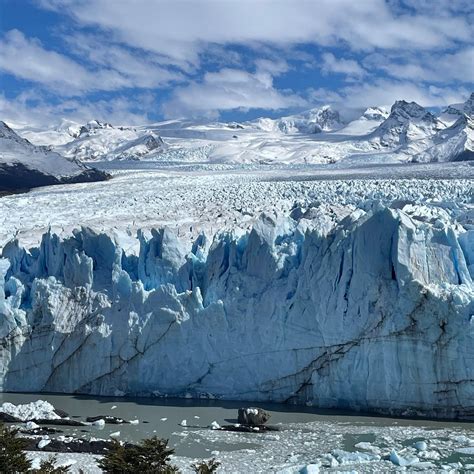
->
191, 458, 220, 473
0, 422, 31, 473
97, 436, 178, 473
32, 455, 71, 473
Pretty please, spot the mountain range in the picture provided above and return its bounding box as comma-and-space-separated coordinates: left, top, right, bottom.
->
1, 93, 473, 191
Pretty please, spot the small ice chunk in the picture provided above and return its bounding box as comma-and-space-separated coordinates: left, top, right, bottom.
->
180, 419, 187, 427
420, 450, 441, 460
111, 406, 117, 410
354, 441, 381, 454
25, 421, 39, 430
38, 439, 51, 449
1, 400, 61, 421
411, 461, 436, 469
389, 450, 419, 466
211, 421, 220, 430
109, 431, 120, 438
300, 464, 321, 474
129, 419, 139, 425
451, 435, 474, 445
160, 418, 167, 421
456, 447, 474, 455
332, 449, 380, 464
321, 453, 339, 468
194, 416, 200, 419
92, 419, 105, 427
414, 441, 427, 451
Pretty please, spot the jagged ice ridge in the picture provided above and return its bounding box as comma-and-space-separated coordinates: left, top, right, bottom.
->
1, 201, 473, 418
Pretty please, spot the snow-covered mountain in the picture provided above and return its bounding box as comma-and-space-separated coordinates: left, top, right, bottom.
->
334, 107, 389, 136
413, 114, 474, 163
55, 120, 167, 161
0, 121, 109, 192
369, 100, 444, 149
439, 92, 474, 126
255, 105, 346, 134
11, 93, 474, 165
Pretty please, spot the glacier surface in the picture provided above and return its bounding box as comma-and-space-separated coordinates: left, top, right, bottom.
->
1, 200, 473, 417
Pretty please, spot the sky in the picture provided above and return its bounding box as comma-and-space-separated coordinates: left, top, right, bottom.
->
0, 0, 473, 127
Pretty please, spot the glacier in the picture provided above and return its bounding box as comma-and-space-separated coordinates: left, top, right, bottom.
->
0, 202, 473, 418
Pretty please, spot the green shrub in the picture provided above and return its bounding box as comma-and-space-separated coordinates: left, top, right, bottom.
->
31, 455, 70, 473
0, 422, 31, 473
97, 436, 178, 473
191, 458, 220, 473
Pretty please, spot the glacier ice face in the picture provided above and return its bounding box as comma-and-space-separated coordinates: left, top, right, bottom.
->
0, 203, 473, 418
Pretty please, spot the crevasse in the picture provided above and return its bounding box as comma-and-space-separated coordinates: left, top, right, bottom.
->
1, 204, 473, 418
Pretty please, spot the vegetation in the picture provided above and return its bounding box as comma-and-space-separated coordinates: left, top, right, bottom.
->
97, 436, 178, 473
0, 423, 32, 473
191, 458, 220, 473
31, 455, 71, 473
0, 421, 221, 474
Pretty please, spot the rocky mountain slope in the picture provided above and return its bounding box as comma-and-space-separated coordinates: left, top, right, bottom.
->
0, 122, 109, 192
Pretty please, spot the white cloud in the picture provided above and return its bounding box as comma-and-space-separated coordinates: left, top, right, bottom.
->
321, 53, 365, 77
162, 68, 306, 118
0, 30, 95, 93
38, 0, 472, 67
64, 34, 184, 88
310, 79, 470, 110
4, 1, 472, 121
255, 58, 289, 76
364, 47, 474, 83
0, 90, 152, 127
0, 29, 181, 95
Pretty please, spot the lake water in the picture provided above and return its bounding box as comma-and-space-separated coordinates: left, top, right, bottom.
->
2, 392, 474, 462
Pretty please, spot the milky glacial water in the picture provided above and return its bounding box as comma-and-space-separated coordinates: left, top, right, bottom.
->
2, 392, 474, 460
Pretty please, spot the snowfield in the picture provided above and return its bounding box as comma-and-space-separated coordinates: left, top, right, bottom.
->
0, 163, 472, 250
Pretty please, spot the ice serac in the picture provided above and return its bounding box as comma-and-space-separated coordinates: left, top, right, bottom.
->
0, 203, 473, 418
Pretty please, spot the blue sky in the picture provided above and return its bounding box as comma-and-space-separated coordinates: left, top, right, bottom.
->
0, 0, 473, 126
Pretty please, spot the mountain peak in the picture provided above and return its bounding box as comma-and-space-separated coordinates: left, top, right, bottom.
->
390, 100, 426, 117
78, 119, 114, 137
0, 120, 32, 147
362, 106, 389, 120
0, 121, 15, 136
